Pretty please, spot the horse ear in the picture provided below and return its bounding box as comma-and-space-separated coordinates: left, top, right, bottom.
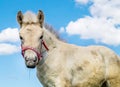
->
37, 10, 44, 28
17, 11, 23, 27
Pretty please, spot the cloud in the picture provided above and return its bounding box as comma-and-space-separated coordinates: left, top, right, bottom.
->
59, 27, 65, 33
0, 43, 20, 55
63, 0, 120, 46
0, 28, 19, 43
0, 28, 20, 55
75, 0, 90, 4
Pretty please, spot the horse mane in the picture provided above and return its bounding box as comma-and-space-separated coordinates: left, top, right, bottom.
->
44, 23, 63, 41
23, 11, 38, 23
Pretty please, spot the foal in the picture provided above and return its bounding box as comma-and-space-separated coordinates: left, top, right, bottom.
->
17, 10, 120, 87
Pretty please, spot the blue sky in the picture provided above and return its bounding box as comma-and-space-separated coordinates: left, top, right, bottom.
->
0, 0, 120, 87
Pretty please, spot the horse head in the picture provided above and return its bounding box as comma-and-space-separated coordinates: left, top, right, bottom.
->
17, 10, 45, 68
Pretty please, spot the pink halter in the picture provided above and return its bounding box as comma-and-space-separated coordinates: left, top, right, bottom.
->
21, 40, 49, 61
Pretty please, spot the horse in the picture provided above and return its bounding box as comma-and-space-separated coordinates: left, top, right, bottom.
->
17, 10, 120, 87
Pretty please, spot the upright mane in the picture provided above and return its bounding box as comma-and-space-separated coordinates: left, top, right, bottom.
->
23, 11, 38, 23
44, 23, 62, 40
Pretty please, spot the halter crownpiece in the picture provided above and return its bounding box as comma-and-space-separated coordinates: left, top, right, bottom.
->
21, 40, 49, 61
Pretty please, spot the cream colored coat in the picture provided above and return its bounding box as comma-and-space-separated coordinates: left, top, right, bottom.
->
17, 10, 120, 87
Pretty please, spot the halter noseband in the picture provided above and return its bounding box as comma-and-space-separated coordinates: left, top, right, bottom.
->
21, 40, 49, 61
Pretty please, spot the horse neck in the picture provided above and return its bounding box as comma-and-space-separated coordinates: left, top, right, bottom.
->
37, 28, 61, 67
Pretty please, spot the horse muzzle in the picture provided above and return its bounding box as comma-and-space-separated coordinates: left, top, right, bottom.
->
25, 56, 38, 68
21, 47, 41, 69
21, 40, 49, 68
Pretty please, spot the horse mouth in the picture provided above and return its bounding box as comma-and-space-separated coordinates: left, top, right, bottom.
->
25, 60, 37, 68
27, 65, 36, 68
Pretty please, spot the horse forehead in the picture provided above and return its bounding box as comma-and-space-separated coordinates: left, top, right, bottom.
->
22, 24, 42, 31
20, 27, 43, 37
20, 28, 42, 36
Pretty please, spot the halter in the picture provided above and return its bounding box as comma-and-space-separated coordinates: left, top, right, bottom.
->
21, 40, 49, 61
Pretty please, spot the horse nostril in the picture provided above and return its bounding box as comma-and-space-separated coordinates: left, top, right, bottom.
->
34, 57, 37, 62
25, 57, 28, 61
24, 56, 37, 62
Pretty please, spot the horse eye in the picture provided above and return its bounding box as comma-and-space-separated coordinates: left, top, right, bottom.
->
40, 35, 43, 39
20, 36, 24, 44
20, 36, 23, 40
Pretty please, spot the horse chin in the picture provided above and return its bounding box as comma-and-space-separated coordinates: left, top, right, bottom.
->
26, 65, 36, 68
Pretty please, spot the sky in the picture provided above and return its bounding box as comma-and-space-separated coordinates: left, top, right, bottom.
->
0, 0, 120, 87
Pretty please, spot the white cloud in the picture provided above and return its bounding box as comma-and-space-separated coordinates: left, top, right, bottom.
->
59, 27, 65, 33
0, 28, 20, 55
64, 0, 120, 46
0, 28, 19, 43
75, 0, 90, 4
0, 43, 20, 55
90, 0, 120, 23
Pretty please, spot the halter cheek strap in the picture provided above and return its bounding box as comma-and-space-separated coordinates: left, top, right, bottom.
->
41, 40, 49, 51
21, 40, 49, 61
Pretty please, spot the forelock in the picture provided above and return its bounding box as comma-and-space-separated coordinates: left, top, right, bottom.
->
23, 11, 38, 23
